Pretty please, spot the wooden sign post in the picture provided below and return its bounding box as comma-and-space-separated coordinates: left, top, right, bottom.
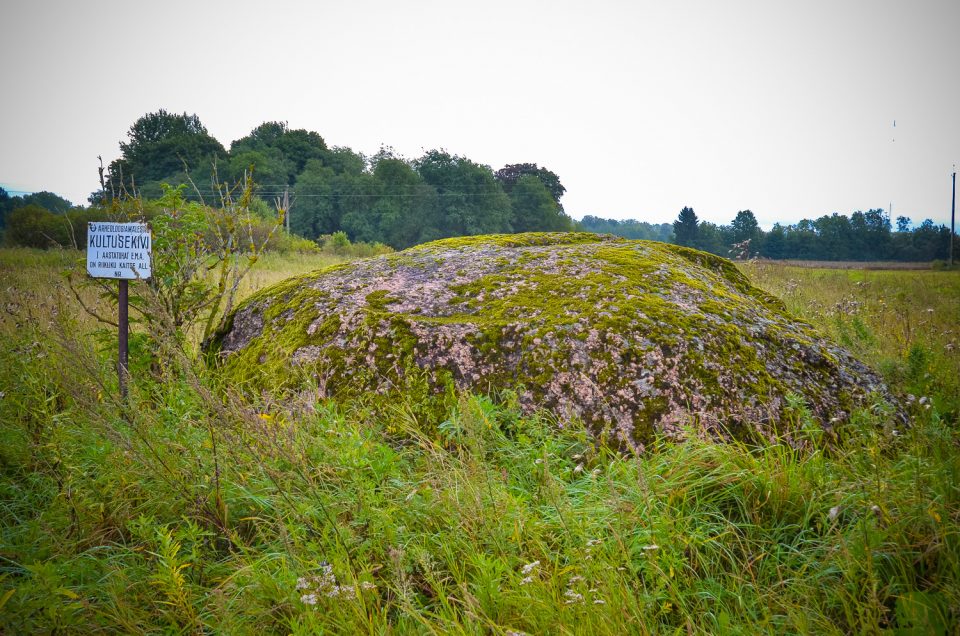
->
87, 222, 152, 397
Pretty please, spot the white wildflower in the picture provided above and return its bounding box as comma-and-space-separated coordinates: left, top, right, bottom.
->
296, 577, 311, 590
564, 589, 584, 604
593, 598, 606, 605
300, 593, 318, 605
360, 581, 376, 591
828, 505, 842, 522
520, 576, 534, 585
573, 463, 584, 474
568, 575, 585, 584
642, 544, 659, 551
521, 560, 540, 575
586, 538, 601, 547
327, 584, 356, 598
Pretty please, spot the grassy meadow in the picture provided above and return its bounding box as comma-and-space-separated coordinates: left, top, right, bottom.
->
1, 247, 959, 634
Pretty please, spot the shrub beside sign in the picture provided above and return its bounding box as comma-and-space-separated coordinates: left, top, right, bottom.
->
87, 222, 152, 280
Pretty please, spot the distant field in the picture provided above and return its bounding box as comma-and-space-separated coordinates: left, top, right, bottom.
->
741, 261, 959, 388
751, 258, 935, 270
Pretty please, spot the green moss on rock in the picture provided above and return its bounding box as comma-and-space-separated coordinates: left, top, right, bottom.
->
208, 232, 896, 449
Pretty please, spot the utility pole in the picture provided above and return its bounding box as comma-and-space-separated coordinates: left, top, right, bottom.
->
278, 187, 291, 233
951, 170, 956, 267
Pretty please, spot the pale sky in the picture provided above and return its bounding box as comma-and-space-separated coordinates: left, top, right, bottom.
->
1, 0, 958, 228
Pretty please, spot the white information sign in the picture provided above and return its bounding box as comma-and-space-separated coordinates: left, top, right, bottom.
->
87, 222, 152, 279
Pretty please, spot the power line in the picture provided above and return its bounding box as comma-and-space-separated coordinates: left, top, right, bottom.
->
139, 191, 512, 198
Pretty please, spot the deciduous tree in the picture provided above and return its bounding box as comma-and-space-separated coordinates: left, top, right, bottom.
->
731, 209, 761, 245
416, 150, 511, 237
107, 110, 226, 193
509, 175, 572, 233
495, 163, 566, 205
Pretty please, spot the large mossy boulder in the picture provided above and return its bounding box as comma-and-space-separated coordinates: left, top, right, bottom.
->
210, 232, 893, 448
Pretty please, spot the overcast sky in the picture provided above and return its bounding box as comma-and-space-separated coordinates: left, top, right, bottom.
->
1, 0, 958, 228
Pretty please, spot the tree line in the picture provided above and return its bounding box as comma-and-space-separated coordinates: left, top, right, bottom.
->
663, 206, 957, 262
96, 111, 573, 249
2, 109, 957, 261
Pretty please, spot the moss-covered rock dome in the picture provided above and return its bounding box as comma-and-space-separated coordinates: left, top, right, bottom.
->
210, 232, 893, 448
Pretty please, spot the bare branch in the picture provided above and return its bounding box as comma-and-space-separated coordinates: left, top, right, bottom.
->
64, 270, 120, 328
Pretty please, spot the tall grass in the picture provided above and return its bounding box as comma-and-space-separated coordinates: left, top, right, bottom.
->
744, 262, 960, 419
1, 252, 958, 634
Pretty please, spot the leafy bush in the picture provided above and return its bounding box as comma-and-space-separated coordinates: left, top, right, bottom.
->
931, 259, 959, 271
316, 231, 392, 257
4, 205, 72, 248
